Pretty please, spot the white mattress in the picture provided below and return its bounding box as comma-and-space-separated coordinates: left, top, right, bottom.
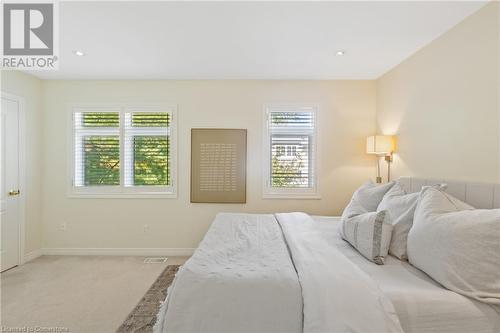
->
312, 216, 500, 333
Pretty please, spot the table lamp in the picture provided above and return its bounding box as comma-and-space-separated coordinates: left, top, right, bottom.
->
366, 135, 396, 183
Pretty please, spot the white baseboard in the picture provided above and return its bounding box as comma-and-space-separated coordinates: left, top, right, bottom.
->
41, 247, 195, 257
23, 249, 42, 263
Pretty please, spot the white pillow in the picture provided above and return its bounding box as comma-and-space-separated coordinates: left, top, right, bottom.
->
377, 183, 419, 260
353, 180, 396, 211
408, 187, 500, 305
341, 181, 395, 221
342, 211, 393, 265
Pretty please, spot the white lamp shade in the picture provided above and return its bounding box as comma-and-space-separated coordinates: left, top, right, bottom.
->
366, 135, 396, 154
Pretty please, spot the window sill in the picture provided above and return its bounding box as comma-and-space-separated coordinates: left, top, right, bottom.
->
262, 193, 321, 200
68, 191, 177, 199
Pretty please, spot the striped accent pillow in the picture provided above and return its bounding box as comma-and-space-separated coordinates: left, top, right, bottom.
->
342, 211, 393, 265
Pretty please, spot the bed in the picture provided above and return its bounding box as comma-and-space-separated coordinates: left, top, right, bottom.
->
154, 177, 500, 333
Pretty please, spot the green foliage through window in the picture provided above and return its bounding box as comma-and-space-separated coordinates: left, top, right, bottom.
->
76, 111, 172, 189
134, 136, 169, 186
83, 136, 120, 185
132, 113, 170, 127
82, 112, 119, 127
270, 112, 314, 127
267, 110, 315, 191
270, 133, 311, 188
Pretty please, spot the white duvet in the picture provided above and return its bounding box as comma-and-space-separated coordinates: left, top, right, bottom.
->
154, 212, 403, 333
277, 212, 402, 333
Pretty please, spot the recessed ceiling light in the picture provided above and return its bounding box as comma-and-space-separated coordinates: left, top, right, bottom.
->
336, 50, 346, 56
73, 50, 85, 56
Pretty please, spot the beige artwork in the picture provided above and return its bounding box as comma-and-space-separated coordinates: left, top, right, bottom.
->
191, 129, 247, 203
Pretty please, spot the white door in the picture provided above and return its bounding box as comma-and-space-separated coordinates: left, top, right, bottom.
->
1, 95, 21, 272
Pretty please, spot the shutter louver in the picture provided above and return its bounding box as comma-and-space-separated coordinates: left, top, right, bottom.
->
133, 136, 169, 186
83, 136, 120, 185
269, 111, 315, 188
73, 110, 172, 189
74, 111, 120, 187
124, 112, 170, 186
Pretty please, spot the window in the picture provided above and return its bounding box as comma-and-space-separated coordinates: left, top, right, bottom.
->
263, 104, 319, 198
71, 104, 176, 197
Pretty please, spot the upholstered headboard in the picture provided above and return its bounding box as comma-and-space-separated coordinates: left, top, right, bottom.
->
398, 177, 500, 209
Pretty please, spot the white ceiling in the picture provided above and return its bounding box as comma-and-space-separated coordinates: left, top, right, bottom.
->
31, 1, 488, 80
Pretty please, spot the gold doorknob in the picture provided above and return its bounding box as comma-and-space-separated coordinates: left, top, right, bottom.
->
8, 189, 20, 196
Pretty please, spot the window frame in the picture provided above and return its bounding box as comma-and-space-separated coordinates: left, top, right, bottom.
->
68, 103, 177, 199
262, 103, 320, 199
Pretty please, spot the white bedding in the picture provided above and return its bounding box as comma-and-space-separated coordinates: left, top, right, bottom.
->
315, 216, 500, 333
276, 213, 402, 333
154, 213, 403, 333
154, 213, 302, 333
155, 213, 500, 333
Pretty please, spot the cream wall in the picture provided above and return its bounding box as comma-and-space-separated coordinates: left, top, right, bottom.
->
41, 80, 376, 250
377, 3, 500, 183
1, 71, 43, 255
6, 2, 499, 254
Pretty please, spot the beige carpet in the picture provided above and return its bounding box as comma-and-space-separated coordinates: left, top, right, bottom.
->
1, 256, 189, 333
116, 265, 180, 333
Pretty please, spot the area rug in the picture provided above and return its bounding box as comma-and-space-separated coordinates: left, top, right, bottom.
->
116, 265, 180, 333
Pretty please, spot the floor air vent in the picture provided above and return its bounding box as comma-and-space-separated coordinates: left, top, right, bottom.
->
144, 257, 168, 264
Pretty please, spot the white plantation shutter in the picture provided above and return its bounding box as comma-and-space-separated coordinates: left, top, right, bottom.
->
264, 105, 318, 197
271, 134, 312, 187
123, 112, 170, 187
73, 111, 121, 187
72, 105, 176, 196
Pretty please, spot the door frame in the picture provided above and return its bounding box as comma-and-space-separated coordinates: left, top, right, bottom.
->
1, 91, 26, 266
